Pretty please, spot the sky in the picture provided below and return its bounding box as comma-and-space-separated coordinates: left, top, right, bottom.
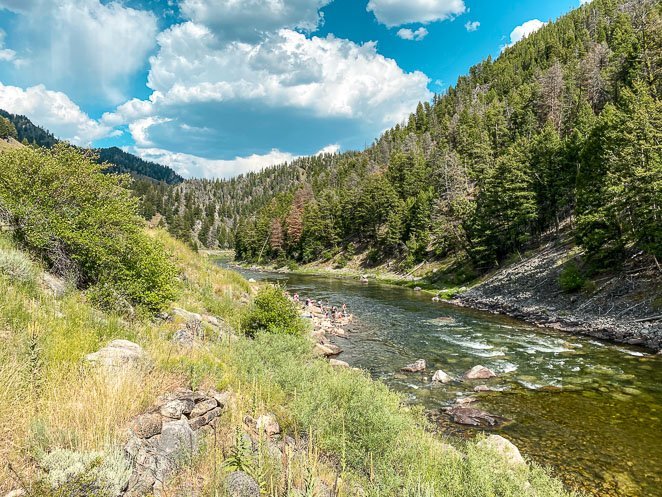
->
0, 0, 591, 179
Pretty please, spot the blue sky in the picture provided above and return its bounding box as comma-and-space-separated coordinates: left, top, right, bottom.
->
0, 0, 588, 178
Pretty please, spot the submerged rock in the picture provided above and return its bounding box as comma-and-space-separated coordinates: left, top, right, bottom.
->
401, 359, 426, 372
431, 370, 452, 384
476, 435, 525, 466
464, 365, 497, 380
446, 406, 509, 428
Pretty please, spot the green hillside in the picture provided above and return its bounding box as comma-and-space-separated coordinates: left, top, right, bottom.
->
143, 0, 660, 278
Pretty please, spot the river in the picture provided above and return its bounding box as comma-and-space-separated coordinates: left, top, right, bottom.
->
231, 266, 662, 497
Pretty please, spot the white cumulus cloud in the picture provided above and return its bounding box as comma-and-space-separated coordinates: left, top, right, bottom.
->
179, 0, 333, 42
397, 27, 428, 41
0, 83, 113, 145
0, 0, 158, 104
0, 29, 16, 62
367, 0, 465, 27
507, 19, 547, 47
464, 20, 480, 32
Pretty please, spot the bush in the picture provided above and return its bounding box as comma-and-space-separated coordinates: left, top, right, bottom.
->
0, 145, 177, 313
559, 262, 585, 293
0, 248, 36, 283
242, 286, 305, 336
38, 449, 131, 497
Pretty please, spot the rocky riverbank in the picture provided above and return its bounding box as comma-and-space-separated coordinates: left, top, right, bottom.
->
452, 243, 661, 352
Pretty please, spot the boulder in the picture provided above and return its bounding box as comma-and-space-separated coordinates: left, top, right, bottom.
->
401, 359, 426, 372
431, 370, 452, 384
464, 365, 497, 380
189, 407, 222, 431
256, 413, 280, 438
41, 273, 67, 298
4, 490, 26, 497
225, 471, 260, 497
172, 307, 203, 321
446, 406, 508, 428
85, 340, 145, 369
330, 359, 350, 368
130, 413, 162, 438
189, 398, 218, 418
172, 318, 204, 346
413, 287, 422, 292
160, 399, 194, 419
314, 343, 341, 357
158, 419, 196, 457
476, 435, 525, 466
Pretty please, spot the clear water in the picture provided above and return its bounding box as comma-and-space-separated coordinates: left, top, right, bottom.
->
233, 268, 662, 497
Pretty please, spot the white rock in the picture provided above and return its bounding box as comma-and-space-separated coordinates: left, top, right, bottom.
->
464, 365, 497, 380
401, 359, 426, 372
476, 435, 525, 466
330, 359, 350, 368
431, 370, 453, 384
85, 339, 145, 369
256, 413, 280, 437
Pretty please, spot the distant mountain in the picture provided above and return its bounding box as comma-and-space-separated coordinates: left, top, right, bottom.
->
0, 109, 183, 185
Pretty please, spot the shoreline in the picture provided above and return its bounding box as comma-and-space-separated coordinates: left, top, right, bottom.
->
230, 259, 661, 353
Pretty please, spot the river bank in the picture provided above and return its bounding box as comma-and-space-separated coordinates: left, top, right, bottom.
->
223, 242, 662, 352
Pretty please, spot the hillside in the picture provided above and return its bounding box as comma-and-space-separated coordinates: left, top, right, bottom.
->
0, 109, 183, 184
0, 144, 577, 497
143, 0, 660, 280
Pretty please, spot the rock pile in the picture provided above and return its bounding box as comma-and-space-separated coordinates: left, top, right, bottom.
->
124, 388, 231, 496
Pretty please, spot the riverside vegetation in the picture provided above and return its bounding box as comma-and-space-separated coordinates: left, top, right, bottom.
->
0, 145, 579, 496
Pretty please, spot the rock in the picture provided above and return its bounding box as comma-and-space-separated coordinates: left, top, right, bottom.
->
476, 435, 525, 466
4, 490, 25, 497
130, 413, 162, 438
41, 273, 67, 298
248, 278, 257, 283
314, 343, 340, 357
446, 406, 508, 428
401, 359, 426, 372
160, 399, 194, 419
330, 358, 350, 368
189, 398, 218, 418
189, 407, 222, 431
225, 471, 260, 497
256, 413, 280, 437
414, 287, 422, 292
207, 389, 233, 409
474, 385, 493, 392
172, 318, 204, 346
159, 418, 196, 457
85, 339, 145, 369
172, 307, 203, 321
431, 370, 452, 384
464, 365, 496, 380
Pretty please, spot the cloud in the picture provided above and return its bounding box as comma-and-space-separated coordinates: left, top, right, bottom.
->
464, 20, 480, 32
179, 0, 333, 43
130, 146, 300, 179
0, 0, 158, 104
397, 27, 428, 41
367, 0, 465, 27
0, 83, 113, 145
103, 24, 431, 160
579, 0, 592, 4
506, 19, 546, 47
0, 29, 16, 62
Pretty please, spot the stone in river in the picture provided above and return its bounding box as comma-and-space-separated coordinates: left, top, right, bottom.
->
464, 365, 496, 380
476, 435, 525, 466
330, 359, 350, 368
445, 406, 509, 428
431, 370, 452, 384
401, 359, 426, 372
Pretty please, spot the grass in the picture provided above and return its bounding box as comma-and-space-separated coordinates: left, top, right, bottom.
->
0, 230, 579, 497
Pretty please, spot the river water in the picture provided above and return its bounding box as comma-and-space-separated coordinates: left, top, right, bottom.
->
232, 267, 662, 497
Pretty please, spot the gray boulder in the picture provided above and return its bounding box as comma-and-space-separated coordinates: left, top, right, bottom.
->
401, 359, 426, 372
129, 413, 162, 438
85, 340, 145, 369
464, 365, 497, 380
225, 471, 260, 497
476, 435, 525, 466
431, 370, 452, 383
159, 419, 196, 458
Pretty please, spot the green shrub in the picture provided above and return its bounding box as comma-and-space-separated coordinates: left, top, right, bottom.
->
0, 116, 17, 140
559, 262, 585, 293
0, 145, 177, 313
242, 285, 305, 336
38, 449, 130, 497
0, 248, 37, 283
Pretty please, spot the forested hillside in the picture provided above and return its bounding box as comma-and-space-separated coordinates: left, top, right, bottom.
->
141, 0, 661, 275
0, 110, 183, 184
